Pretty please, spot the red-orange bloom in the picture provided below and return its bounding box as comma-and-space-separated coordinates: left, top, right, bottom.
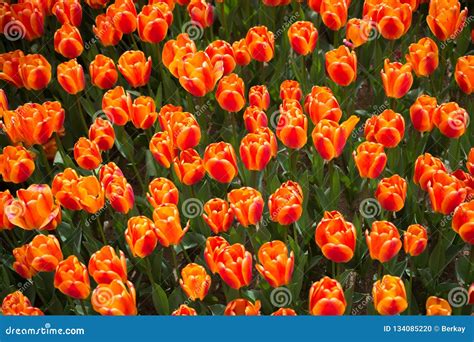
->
131, 96, 157, 130
203, 142, 238, 183
245, 26, 275, 62
433, 102, 468, 138
53, 0, 82, 26
153, 203, 189, 247
202, 198, 234, 234
268, 181, 303, 225
309, 276, 346, 315
125, 216, 158, 258
271, 308, 298, 316
137, 3, 172, 43
345, 18, 374, 48
368, 109, 405, 148
239, 130, 274, 171
256, 240, 294, 288
146, 177, 179, 208
89, 54, 118, 90
406, 37, 439, 77
167, 111, 201, 150
320, 0, 348, 31
403, 224, 428, 256
1, 291, 43, 316
54, 24, 84, 59
0, 145, 35, 184
93, 14, 123, 46
455, 55, 474, 95
409, 95, 437, 132
372, 275, 407, 315
187, 0, 213, 28
426, 296, 452, 316
0, 190, 14, 230
105, 176, 134, 214
248, 85, 270, 110
381, 59, 413, 98
243, 106, 268, 133
89, 118, 115, 151
13, 245, 37, 279
427, 0, 467, 41
224, 299, 261, 316
158, 103, 183, 131
162, 33, 197, 78
173, 148, 205, 185
0, 50, 24, 88
228, 187, 264, 227
10, 2, 44, 41
205, 40, 236, 75
325, 45, 357, 86
369, 0, 412, 40
172, 305, 198, 316
452, 200, 474, 244
232, 39, 251, 66
288, 21, 318, 55
179, 263, 211, 301
26, 234, 63, 273
353, 142, 387, 179
118, 50, 152, 88
88, 245, 128, 284
304, 86, 342, 124
216, 243, 252, 289
216, 73, 246, 112
92, 280, 137, 315
106, 0, 137, 34
366, 220, 402, 263
276, 99, 308, 149
280, 80, 302, 101
102, 86, 132, 126
54, 255, 91, 299
74, 137, 102, 170
204, 236, 229, 273
18, 54, 51, 91
413, 153, 447, 191
57, 59, 85, 95
149, 131, 176, 169
375, 174, 407, 212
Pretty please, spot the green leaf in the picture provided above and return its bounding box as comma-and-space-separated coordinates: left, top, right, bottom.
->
151, 283, 169, 315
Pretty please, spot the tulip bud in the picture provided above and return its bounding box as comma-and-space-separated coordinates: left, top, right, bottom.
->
216, 243, 252, 289
404, 224, 428, 256
288, 21, 318, 56
162, 33, 197, 78
172, 304, 197, 315
372, 275, 407, 315
74, 137, 102, 170
268, 181, 303, 225
427, 0, 467, 41
54, 24, 84, 59
54, 255, 90, 299
409, 95, 437, 133
26, 234, 63, 272
203, 142, 239, 183
149, 131, 176, 169
57, 59, 85, 95
381, 59, 413, 99
93, 14, 123, 46
205, 40, 236, 75
228, 187, 264, 227
452, 200, 474, 244
433, 102, 468, 138
147, 177, 179, 208
1, 291, 43, 316
18, 54, 51, 90
248, 85, 270, 110
325, 45, 357, 86
0, 145, 35, 184
88, 246, 128, 284
304, 86, 342, 124
232, 39, 251, 66
353, 142, 387, 179
406, 37, 439, 77
204, 236, 229, 273
53, 0, 82, 26
256, 240, 294, 287
10, 3, 44, 41
426, 296, 452, 316
187, 0, 213, 28
309, 276, 346, 315
239, 131, 273, 171
413, 153, 447, 191
428, 171, 467, 214
276, 99, 308, 149
455, 55, 474, 95
366, 221, 402, 263
375, 174, 407, 212
245, 26, 275, 62
173, 148, 205, 185
106, 0, 137, 34
243, 106, 268, 133
137, 3, 172, 43
202, 198, 234, 234
179, 263, 211, 301
153, 203, 189, 247
105, 176, 134, 214
92, 280, 137, 315
102, 86, 132, 126
320, 0, 348, 31
89, 54, 118, 90
125, 216, 158, 258
345, 18, 373, 48
118, 50, 152, 88
224, 299, 261, 315
131, 96, 158, 130
216, 73, 246, 112
89, 118, 115, 151
280, 80, 302, 101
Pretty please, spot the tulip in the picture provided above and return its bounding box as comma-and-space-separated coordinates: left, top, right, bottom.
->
375, 174, 407, 212
131, 96, 157, 130
10, 2, 44, 41
205, 40, 236, 75
1, 291, 43, 316
18, 54, 51, 90
202, 198, 234, 234
179, 263, 211, 301
105, 176, 134, 214
57, 59, 85, 95
149, 0, 175, 10
162, 33, 197, 78
243, 106, 268, 133
228, 187, 264, 227
137, 3, 172, 43
54, 24, 83, 59
288, 21, 318, 56
409, 95, 437, 132
158, 104, 183, 131
315, 211, 357, 263
106, 0, 137, 34
452, 200, 474, 244
52, 169, 97, 212
325, 45, 357, 86
320, 0, 348, 31
280, 80, 302, 101
147, 177, 179, 208
0, 145, 35, 184
89, 118, 115, 151
88, 246, 127, 284
216, 243, 252, 289
245, 26, 275, 62
75, 175, 105, 214
232, 39, 251, 66
451, 170, 474, 199
345, 18, 373, 48
353, 142, 387, 179
308, 0, 323, 12
203, 142, 238, 183
427, 0, 467, 41
172, 305, 197, 316
272, 308, 297, 315
413, 153, 447, 191
204, 236, 229, 273
268, 181, 303, 225
26, 234, 63, 272
276, 99, 308, 149
53, 0, 82, 26
404, 224, 428, 256
99, 160, 124, 188
89, 54, 118, 90
0, 50, 24, 89
173, 148, 205, 185
381, 59, 413, 98
468, 148, 474, 176
370, 1, 412, 40
224, 299, 261, 315
13, 245, 37, 279
167, 111, 201, 150
433, 102, 468, 138
366, 221, 402, 263
372, 275, 407, 315
74, 137, 102, 170
102, 86, 132, 125
187, 0, 213, 28
216, 73, 246, 112
304, 86, 342, 124
248, 85, 270, 110
85, 0, 109, 9
153, 203, 189, 247
312, 115, 360, 160
426, 296, 452, 316
0, 190, 14, 230
92, 280, 137, 315
309, 276, 346, 315
118, 51, 152, 88
406, 37, 439, 77
149, 131, 176, 168
125, 216, 158, 258
0, 3, 12, 36
239, 131, 273, 171
54, 255, 90, 299
256, 240, 294, 287
93, 14, 122, 46
455, 55, 474, 95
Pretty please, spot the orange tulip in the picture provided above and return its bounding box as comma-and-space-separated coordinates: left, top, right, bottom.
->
280, 80, 302, 101
426, 296, 452, 316
366, 220, 402, 263
179, 263, 211, 301
149, 131, 176, 169
137, 3, 172, 43
268, 181, 303, 225
370, 109, 405, 148
0, 190, 14, 230
105, 176, 134, 214
0, 50, 24, 88
74, 137, 102, 170
239, 130, 274, 171
205, 40, 236, 75
13, 245, 37, 279
57, 59, 85, 95
272, 308, 297, 316
92, 280, 137, 315
102, 86, 132, 126
203, 142, 238, 183
345, 18, 374, 48
54, 24, 83, 59
167, 111, 201, 150
89, 54, 118, 90
153, 203, 189, 247
10, 2, 44, 41
172, 305, 197, 316
125, 216, 158, 258
173, 148, 205, 185
315, 210, 357, 263
93, 14, 123, 47
146, 177, 179, 208
468, 148, 474, 176
452, 200, 474, 244
216, 243, 252, 289
228, 187, 264, 227
117, 50, 152, 88
26, 234, 63, 273
204, 236, 229, 273
304, 86, 342, 124
106, 0, 137, 34
320, 0, 348, 31
381, 59, 413, 98
375, 174, 407, 212
53, 0, 82, 26
404, 224, 428, 256
409, 95, 437, 133
245, 26, 275, 62
1, 291, 43, 316
224, 299, 261, 316
89, 118, 115, 151
288, 21, 318, 56
0, 145, 35, 184
256, 240, 294, 287
18, 54, 51, 90
243, 106, 268, 133
88, 246, 127, 284
406, 37, 439, 77
158, 103, 183, 131
455, 55, 474, 95
433, 102, 469, 138
309, 276, 346, 315
353, 142, 387, 179
308, 0, 323, 12
216, 73, 246, 112
372, 275, 407, 315
54, 255, 90, 299
149, 0, 175, 10
85, 0, 109, 9
312, 115, 360, 161
276, 99, 308, 149
248, 85, 270, 110
202, 198, 234, 234
325, 45, 357, 86
187, 0, 213, 28
413, 153, 447, 191
131, 96, 157, 130
369, 0, 412, 40
427, 0, 467, 41
232, 39, 251, 66
162, 33, 196, 78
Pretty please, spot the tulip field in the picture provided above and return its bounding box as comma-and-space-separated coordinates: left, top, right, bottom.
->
1, 0, 474, 317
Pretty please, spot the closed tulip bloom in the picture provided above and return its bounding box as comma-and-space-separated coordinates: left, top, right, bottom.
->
118, 51, 152, 88
172, 305, 198, 316
54, 255, 90, 299
288, 21, 318, 55
158, 104, 183, 131
167, 111, 201, 150
433, 102, 468, 138
74, 137, 102, 170
162, 33, 197, 78
10, 2, 44, 41
381, 59, 413, 98
0, 190, 14, 230
455, 55, 474, 95
105, 176, 134, 214
245, 26, 275, 62
76, 175, 105, 214
312, 115, 360, 161
256, 240, 294, 288
409, 95, 437, 132
52, 169, 94, 212
371, 0, 412, 40
452, 200, 474, 244
268, 181, 303, 225
173, 149, 205, 185
0, 50, 25, 89
276, 99, 308, 149
204, 236, 229, 273
404, 224, 428, 256
216, 243, 252, 289
187, 0, 213, 28
102, 86, 132, 126
93, 14, 123, 46
203, 198, 234, 234
427, 0, 467, 41
272, 308, 298, 316
0, 145, 35, 184
228, 187, 264, 227
53, 0, 82, 26
149, 131, 176, 168
89, 118, 115, 151
54, 24, 83, 59
468, 148, 474, 176
203, 142, 238, 183
243, 106, 268, 132
413, 153, 447, 191
232, 39, 251, 66
216, 73, 246, 112
57, 59, 85, 94
240, 131, 273, 171
149, 0, 176, 10
89, 54, 118, 89
1, 291, 43, 316
147, 177, 179, 208
88, 246, 127, 284
177, 51, 224, 97
248, 85, 270, 110
106, 0, 137, 34
137, 3, 172, 43
372, 275, 407, 315
375, 174, 407, 212
85, 0, 109, 10
224, 299, 261, 315
13, 245, 37, 279
406, 38, 439, 77
366, 221, 402, 263
125, 216, 158, 258
280, 80, 302, 101
131, 96, 157, 130
325, 45, 357, 86
25, 234, 62, 273
304, 86, 342, 124
353, 142, 387, 179
153, 203, 189, 247
18, 54, 51, 90
179, 263, 211, 301
345, 18, 373, 48
426, 296, 452, 316
320, 0, 348, 31
372, 109, 405, 148
315, 211, 357, 263
309, 276, 346, 315
92, 280, 137, 315
205, 40, 236, 75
